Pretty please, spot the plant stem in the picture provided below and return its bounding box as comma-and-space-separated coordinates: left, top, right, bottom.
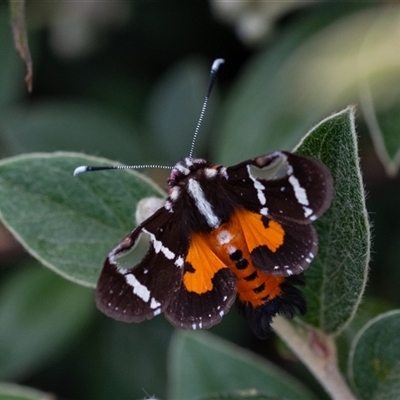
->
272, 316, 357, 400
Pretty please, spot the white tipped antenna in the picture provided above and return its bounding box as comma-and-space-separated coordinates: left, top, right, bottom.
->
74, 58, 224, 176
188, 58, 224, 159
73, 164, 173, 176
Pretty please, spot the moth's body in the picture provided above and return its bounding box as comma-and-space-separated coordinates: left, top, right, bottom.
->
95, 151, 333, 338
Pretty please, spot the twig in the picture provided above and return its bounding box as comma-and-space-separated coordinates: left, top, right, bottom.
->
273, 316, 357, 400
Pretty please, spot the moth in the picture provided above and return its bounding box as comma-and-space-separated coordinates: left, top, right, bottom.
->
75, 59, 333, 338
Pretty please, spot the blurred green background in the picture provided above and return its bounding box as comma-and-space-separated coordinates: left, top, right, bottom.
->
1, 1, 399, 399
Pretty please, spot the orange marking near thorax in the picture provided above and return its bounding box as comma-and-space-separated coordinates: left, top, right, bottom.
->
184, 209, 286, 306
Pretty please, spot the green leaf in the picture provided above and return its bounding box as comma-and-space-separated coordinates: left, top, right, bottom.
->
336, 297, 393, 374
295, 107, 370, 334
214, 8, 363, 165
214, 6, 393, 170
348, 310, 400, 400
0, 382, 52, 400
168, 331, 317, 400
0, 101, 146, 165
0, 152, 165, 286
0, 262, 94, 379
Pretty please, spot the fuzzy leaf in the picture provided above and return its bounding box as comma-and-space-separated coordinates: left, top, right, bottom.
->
0, 382, 52, 400
348, 310, 400, 400
295, 107, 370, 334
168, 331, 316, 400
0, 102, 145, 165
0, 152, 165, 286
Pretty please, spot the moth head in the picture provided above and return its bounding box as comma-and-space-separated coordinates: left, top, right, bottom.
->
167, 157, 208, 188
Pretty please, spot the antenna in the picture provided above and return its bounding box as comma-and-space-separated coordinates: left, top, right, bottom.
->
74, 58, 225, 177
188, 58, 224, 159
73, 164, 172, 177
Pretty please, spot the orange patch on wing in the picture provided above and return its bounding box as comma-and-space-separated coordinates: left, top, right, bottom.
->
234, 209, 285, 253
184, 233, 227, 294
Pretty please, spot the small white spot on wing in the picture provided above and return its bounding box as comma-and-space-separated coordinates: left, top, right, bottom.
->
175, 256, 184, 268
150, 297, 161, 309
306, 252, 315, 263
303, 206, 313, 218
